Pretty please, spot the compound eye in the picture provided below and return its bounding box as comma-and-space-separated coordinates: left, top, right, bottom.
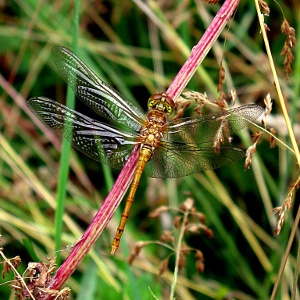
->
166, 104, 173, 115
148, 98, 155, 108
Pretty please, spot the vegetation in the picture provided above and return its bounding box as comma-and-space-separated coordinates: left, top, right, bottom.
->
0, 0, 299, 299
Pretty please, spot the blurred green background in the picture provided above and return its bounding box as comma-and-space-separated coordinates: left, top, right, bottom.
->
0, 0, 299, 299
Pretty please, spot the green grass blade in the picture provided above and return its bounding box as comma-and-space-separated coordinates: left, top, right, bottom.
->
54, 0, 80, 258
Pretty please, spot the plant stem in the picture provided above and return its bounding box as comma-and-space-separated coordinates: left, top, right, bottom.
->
44, 0, 241, 297
254, 0, 300, 164
46, 147, 139, 297
54, 0, 79, 263
270, 204, 300, 300
166, 0, 241, 101
169, 209, 189, 300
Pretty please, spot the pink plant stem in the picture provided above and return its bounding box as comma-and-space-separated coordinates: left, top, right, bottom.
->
45, 146, 140, 295
43, 0, 240, 298
166, 0, 240, 101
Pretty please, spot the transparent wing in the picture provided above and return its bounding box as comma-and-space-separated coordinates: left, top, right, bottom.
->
27, 97, 139, 169
165, 104, 263, 144
51, 46, 146, 132
145, 142, 245, 178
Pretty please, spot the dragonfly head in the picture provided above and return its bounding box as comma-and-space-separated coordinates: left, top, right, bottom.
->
148, 93, 175, 116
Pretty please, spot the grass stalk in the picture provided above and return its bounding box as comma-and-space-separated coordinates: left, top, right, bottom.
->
254, 0, 300, 164
54, 0, 80, 260
169, 209, 189, 300
270, 204, 300, 300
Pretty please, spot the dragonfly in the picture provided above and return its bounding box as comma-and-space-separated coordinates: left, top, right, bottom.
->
27, 46, 264, 254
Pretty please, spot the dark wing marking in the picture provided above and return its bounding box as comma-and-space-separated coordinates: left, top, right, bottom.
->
51, 46, 146, 132
27, 97, 139, 169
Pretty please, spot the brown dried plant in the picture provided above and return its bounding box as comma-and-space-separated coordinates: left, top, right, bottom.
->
180, 91, 210, 116
262, 93, 272, 128
273, 178, 300, 236
217, 61, 226, 93
128, 197, 211, 284
244, 132, 263, 170
204, 0, 219, 5
0, 249, 70, 300
280, 18, 296, 77
258, 0, 270, 16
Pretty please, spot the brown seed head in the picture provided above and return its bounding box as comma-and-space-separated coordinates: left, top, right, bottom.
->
159, 258, 169, 275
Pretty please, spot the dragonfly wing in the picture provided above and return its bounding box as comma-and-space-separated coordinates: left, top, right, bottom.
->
28, 97, 139, 169
145, 142, 245, 178
165, 104, 264, 144
51, 46, 146, 132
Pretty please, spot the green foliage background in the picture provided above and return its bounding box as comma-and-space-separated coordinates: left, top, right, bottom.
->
0, 0, 299, 299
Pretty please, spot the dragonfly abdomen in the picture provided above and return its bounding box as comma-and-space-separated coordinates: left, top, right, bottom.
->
111, 97, 173, 254
111, 147, 152, 255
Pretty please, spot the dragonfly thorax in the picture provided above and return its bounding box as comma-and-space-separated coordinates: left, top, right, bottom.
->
138, 109, 167, 153
147, 93, 175, 116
